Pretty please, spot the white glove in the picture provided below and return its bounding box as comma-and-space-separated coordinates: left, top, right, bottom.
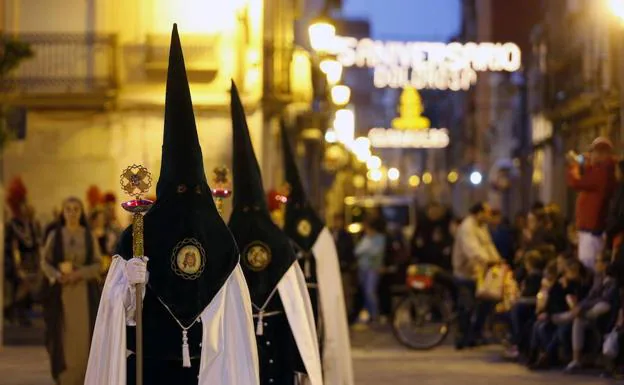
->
125, 257, 148, 285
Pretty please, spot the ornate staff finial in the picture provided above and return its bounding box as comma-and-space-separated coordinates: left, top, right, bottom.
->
211, 165, 232, 216
119, 164, 153, 385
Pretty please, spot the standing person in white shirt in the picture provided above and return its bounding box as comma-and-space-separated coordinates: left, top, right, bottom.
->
452, 202, 502, 349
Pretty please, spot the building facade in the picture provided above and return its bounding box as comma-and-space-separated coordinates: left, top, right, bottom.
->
1, 0, 307, 225
528, 0, 622, 217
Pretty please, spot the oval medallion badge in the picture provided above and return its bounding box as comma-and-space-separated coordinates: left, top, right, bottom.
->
297, 219, 312, 238
171, 238, 206, 280
244, 241, 272, 272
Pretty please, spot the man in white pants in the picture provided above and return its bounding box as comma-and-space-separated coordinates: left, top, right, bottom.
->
567, 137, 616, 271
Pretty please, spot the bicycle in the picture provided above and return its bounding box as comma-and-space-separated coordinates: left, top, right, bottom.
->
391, 264, 456, 350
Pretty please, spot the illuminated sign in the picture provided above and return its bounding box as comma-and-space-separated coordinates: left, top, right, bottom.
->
332, 37, 522, 90
368, 87, 449, 149
368, 128, 449, 148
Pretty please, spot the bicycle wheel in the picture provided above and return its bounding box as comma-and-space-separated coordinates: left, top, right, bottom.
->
391, 289, 451, 350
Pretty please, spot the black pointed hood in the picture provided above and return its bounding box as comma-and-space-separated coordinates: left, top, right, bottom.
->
280, 122, 324, 251
157, 23, 206, 196
230, 81, 269, 212
116, 25, 238, 325
229, 82, 297, 305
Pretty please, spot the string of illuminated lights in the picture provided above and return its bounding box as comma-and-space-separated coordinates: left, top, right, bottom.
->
308, 15, 485, 190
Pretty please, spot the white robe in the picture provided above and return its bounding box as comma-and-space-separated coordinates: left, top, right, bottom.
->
276, 263, 323, 385
311, 228, 354, 385
84, 256, 260, 385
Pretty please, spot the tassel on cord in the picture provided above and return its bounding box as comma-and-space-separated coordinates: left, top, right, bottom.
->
256, 311, 264, 336
182, 330, 191, 368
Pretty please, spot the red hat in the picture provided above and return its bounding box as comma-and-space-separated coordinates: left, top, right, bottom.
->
266, 189, 287, 212
7, 177, 27, 215
102, 192, 117, 203
86, 185, 102, 209
591, 137, 613, 151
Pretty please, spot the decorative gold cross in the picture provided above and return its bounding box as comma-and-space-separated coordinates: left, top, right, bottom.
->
211, 166, 232, 216
120, 165, 153, 199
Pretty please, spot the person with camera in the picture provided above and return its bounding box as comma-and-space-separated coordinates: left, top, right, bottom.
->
567, 137, 616, 271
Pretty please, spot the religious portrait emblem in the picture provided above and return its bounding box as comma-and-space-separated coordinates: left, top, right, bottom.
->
171, 238, 206, 280
244, 241, 272, 272
297, 219, 312, 238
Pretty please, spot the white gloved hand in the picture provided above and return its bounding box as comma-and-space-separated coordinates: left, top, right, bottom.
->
126, 257, 148, 285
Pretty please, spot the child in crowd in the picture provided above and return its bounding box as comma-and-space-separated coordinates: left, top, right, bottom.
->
529, 259, 588, 369
505, 250, 544, 359
536, 261, 559, 314
565, 254, 618, 372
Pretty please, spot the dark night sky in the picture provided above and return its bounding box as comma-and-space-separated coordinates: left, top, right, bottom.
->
342, 0, 462, 41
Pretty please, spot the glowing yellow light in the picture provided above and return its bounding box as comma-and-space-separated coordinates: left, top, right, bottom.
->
367, 169, 383, 182
331, 85, 351, 106
155, 0, 242, 33
447, 171, 459, 183
347, 223, 363, 234
409, 175, 421, 187
325, 129, 337, 143
290, 49, 313, 102
352, 175, 366, 188
422, 172, 433, 185
387, 168, 400, 181
320, 59, 343, 85
609, 0, 624, 22
366, 155, 382, 170
344, 196, 357, 205
308, 21, 336, 53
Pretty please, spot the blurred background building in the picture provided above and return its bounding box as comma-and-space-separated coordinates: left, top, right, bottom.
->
0, 0, 308, 224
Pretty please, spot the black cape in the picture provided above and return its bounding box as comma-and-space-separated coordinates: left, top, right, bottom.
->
228, 82, 305, 384
116, 25, 239, 368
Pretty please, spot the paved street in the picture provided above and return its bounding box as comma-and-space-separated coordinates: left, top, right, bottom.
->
0, 324, 615, 385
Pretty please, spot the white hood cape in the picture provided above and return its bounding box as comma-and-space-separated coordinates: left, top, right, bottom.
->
310, 227, 354, 385
84, 256, 260, 385
275, 262, 324, 385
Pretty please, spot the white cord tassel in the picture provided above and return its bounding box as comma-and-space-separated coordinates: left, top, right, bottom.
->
256, 311, 264, 336
182, 330, 191, 368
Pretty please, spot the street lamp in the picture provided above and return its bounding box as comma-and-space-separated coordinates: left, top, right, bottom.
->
366, 155, 382, 170
324, 128, 337, 143
447, 170, 459, 184
409, 175, 421, 187
320, 59, 343, 85
331, 85, 351, 106
387, 167, 400, 182
308, 16, 336, 54
333, 109, 355, 147
367, 168, 383, 182
470, 171, 483, 185
422, 172, 433, 185
609, 0, 624, 22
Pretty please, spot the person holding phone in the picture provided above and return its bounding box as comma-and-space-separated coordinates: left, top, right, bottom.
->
567, 137, 616, 271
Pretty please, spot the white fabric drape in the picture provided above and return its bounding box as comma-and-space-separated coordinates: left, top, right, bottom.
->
311, 228, 354, 385
85, 257, 259, 385
278, 263, 323, 385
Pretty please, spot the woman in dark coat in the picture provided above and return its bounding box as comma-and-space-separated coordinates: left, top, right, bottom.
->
41, 197, 101, 385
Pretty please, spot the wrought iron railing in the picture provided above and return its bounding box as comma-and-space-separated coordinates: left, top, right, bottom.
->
0, 33, 118, 94
145, 33, 220, 72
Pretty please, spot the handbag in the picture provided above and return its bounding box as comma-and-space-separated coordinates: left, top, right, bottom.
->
476, 264, 507, 301
603, 329, 620, 359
